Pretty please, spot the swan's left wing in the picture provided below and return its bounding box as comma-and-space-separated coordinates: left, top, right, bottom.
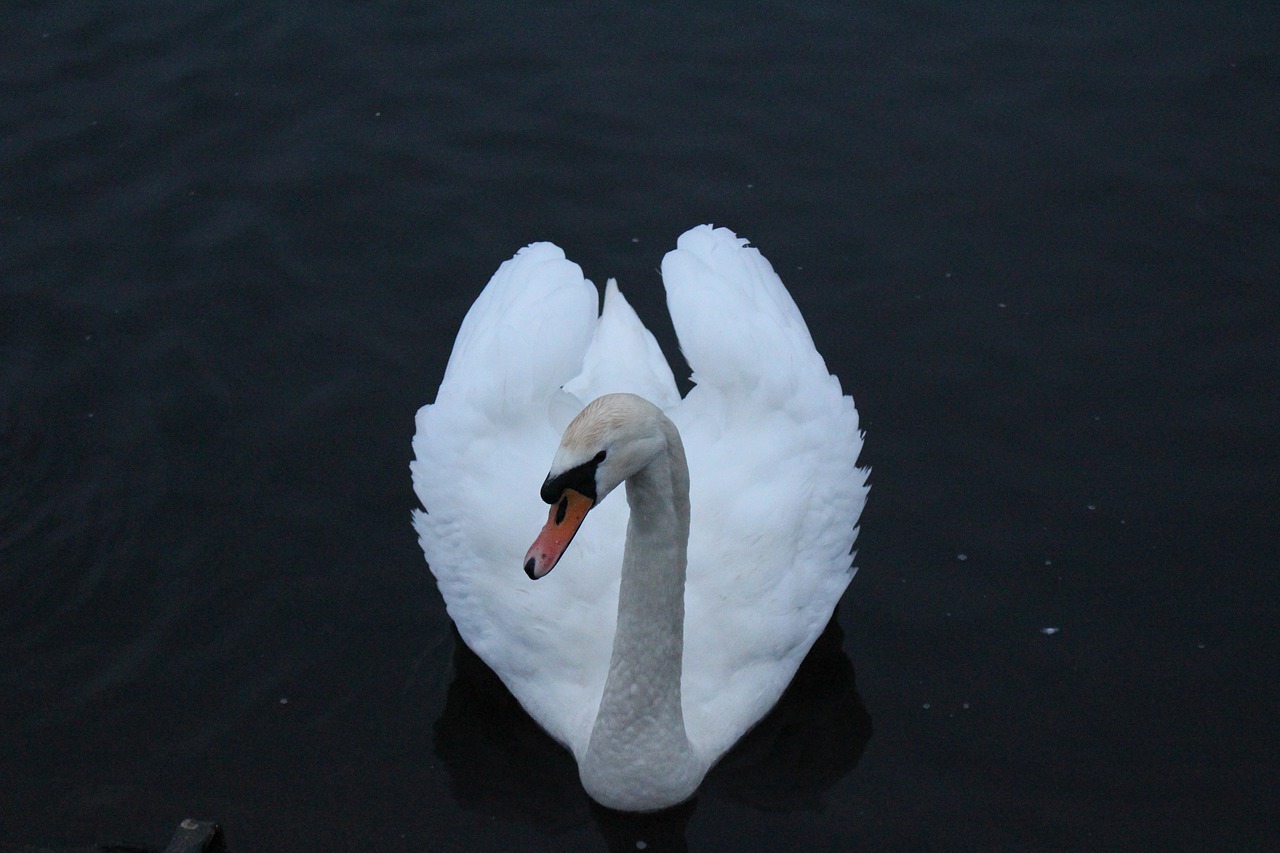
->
661, 225, 869, 759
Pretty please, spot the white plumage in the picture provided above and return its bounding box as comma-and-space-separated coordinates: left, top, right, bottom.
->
411, 224, 867, 810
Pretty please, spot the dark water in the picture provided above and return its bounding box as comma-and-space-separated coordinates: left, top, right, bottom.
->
3, 1, 1278, 849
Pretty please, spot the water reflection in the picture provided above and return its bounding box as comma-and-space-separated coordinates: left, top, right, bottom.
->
434, 612, 871, 848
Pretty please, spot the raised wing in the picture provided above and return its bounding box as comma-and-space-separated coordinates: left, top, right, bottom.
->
411, 243, 614, 750
662, 225, 869, 757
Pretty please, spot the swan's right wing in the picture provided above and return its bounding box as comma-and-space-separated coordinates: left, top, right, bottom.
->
411, 243, 615, 751
662, 225, 869, 758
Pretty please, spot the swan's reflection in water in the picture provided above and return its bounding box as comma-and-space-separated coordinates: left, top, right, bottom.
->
434, 611, 871, 850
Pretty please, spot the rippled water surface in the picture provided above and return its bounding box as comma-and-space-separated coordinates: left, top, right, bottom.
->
3, 1, 1277, 849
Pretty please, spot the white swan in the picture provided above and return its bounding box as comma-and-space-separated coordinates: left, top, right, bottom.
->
411, 225, 867, 811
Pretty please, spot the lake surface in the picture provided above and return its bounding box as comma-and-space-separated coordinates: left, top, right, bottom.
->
3, 1, 1277, 849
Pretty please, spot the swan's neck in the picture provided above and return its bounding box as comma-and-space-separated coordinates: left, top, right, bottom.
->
580, 417, 703, 810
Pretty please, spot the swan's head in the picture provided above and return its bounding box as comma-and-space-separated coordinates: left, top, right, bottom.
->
524, 393, 667, 580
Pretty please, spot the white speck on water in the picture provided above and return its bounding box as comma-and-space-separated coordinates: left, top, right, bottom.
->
631, 237, 640, 243
1087, 504, 1096, 511
1044, 559, 1053, 566
636, 842, 647, 850
956, 553, 967, 561
997, 302, 1007, 308
962, 702, 970, 709
922, 703, 931, 710
746, 183, 754, 188
279, 697, 289, 704
1041, 627, 1060, 635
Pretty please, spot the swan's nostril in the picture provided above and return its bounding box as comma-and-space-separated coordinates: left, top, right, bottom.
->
556, 496, 568, 525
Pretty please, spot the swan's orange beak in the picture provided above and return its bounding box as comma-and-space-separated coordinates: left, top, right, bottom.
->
524, 488, 594, 579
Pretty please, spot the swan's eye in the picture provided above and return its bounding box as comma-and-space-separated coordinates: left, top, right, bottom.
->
555, 496, 568, 525
594, 450, 607, 464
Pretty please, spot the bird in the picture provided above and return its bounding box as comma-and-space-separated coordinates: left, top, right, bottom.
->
411, 225, 867, 812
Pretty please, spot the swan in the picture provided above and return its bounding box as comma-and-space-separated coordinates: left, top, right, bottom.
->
411, 225, 867, 811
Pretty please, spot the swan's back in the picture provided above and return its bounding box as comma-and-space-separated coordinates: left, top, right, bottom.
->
412, 225, 867, 763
